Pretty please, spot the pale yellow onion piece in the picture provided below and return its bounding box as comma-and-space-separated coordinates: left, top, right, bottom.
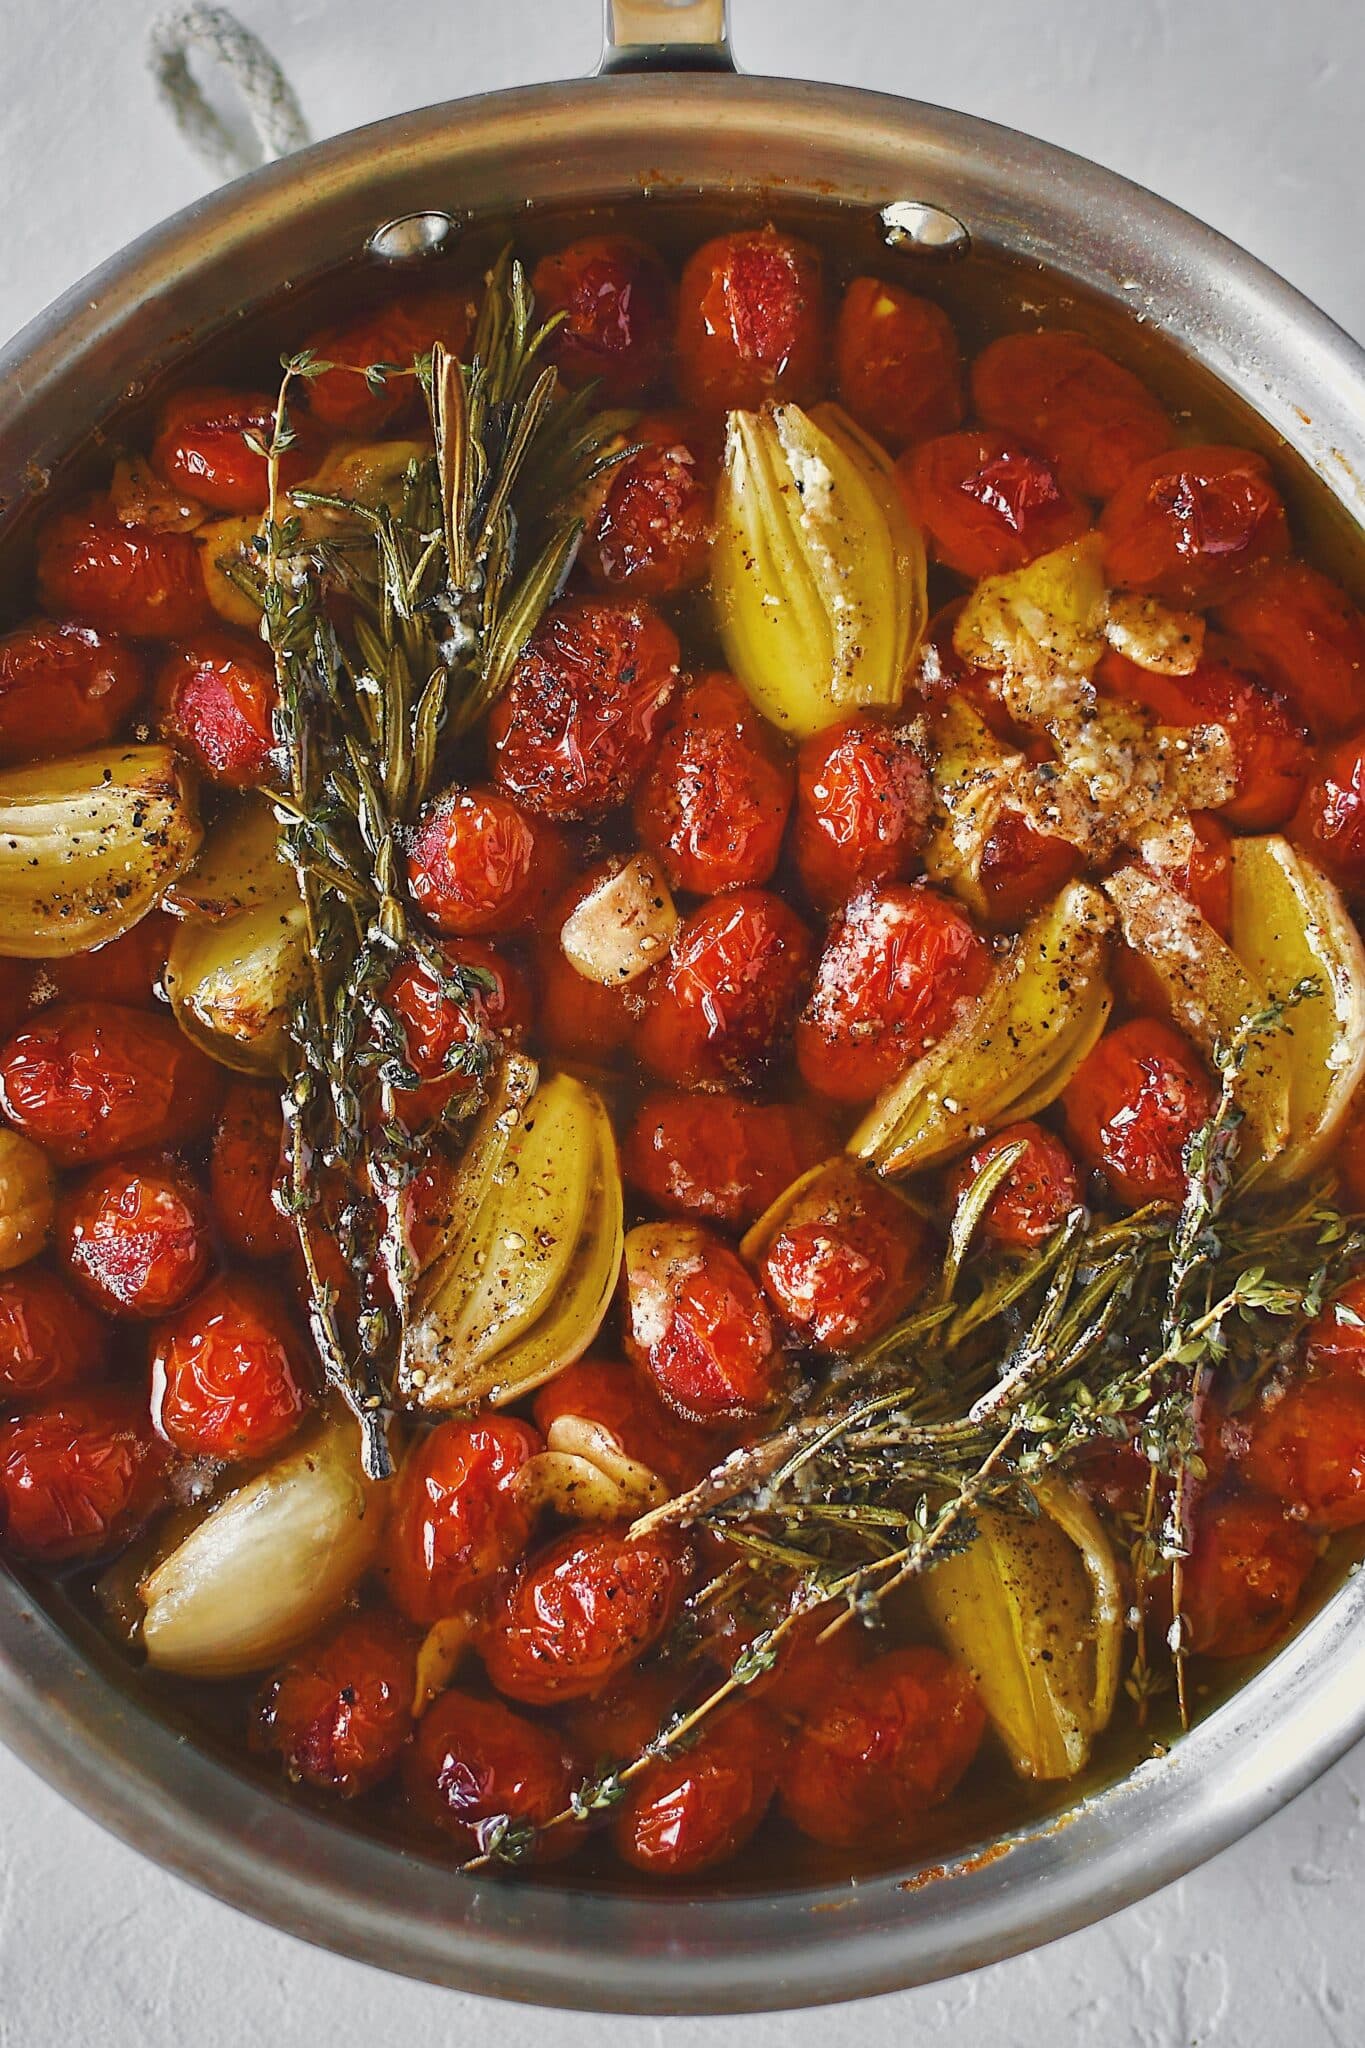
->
140, 1412, 390, 1679
560, 852, 678, 987
292, 439, 431, 538
1104, 863, 1289, 1165
810, 400, 928, 691
922, 696, 1027, 920
516, 1414, 667, 1522
162, 797, 287, 921
851, 881, 1114, 1177
921, 1475, 1122, 1781
196, 514, 268, 631
0, 746, 202, 959
407, 1053, 540, 1289
1229, 835, 1365, 1183
0, 1130, 55, 1272
713, 401, 925, 738
952, 535, 1108, 728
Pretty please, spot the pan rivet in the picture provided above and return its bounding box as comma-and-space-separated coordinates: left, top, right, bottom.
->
367, 211, 458, 263
880, 201, 971, 259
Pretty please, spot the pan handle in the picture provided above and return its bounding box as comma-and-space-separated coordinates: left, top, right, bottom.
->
600, 0, 735, 72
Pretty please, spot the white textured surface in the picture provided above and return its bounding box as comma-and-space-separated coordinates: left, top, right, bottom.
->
2, 1, 1364, 2039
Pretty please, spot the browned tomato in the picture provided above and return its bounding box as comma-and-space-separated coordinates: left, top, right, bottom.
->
757, 1160, 934, 1352
895, 431, 1089, 581
406, 784, 566, 937
971, 330, 1174, 501
1062, 1017, 1216, 1210
582, 410, 715, 595
532, 236, 675, 401
210, 1082, 292, 1262
0, 1269, 109, 1405
481, 1525, 692, 1705
254, 1611, 417, 1796
948, 1121, 1082, 1251
676, 227, 825, 412
150, 1273, 312, 1462
833, 276, 963, 450
791, 717, 932, 911
382, 1415, 541, 1626
150, 386, 322, 513
36, 495, 210, 638
636, 889, 813, 1088
623, 1089, 834, 1231
0, 619, 145, 764
1291, 730, 1365, 895
1216, 561, 1365, 740
1101, 445, 1290, 604
633, 671, 794, 895
0, 1393, 169, 1563
403, 1689, 571, 1856
0, 1003, 222, 1166
1181, 1490, 1316, 1658
612, 1701, 785, 1877
155, 634, 279, 787
624, 1221, 786, 1422
305, 290, 474, 433
58, 1156, 212, 1319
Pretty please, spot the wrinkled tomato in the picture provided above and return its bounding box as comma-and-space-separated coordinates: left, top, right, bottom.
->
975, 808, 1082, 932
487, 597, 679, 822
0, 619, 145, 764
403, 1688, 571, 1856
895, 431, 1088, 581
676, 226, 825, 412
633, 671, 794, 895
481, 1525, 692, 1706
150, 385, 322, 513
624, 1221, 785, 1422
0, 1002, 221, 1166
833, 276, 963, 449
637, 889, 813, 1088
971, 330, 1174, 501
382, 1415, 541, 1626
795, 882, 990, 1105
0, 1268, 109, 1405
532, 235, 675, 401
582, 409, 715, 595
210, 1082, 291, 1262
613, 1701, 785, 1877
1216, 561, 1365, 740
623, 1088, 834, 1231
254, 1611, 417, 1796
1062, 1016, 1216, 1210
305, 290, 474, 434
406, 784, 566, 937
1291, 730, 1365, 895
380, 940, 529, 1129
155, 634, 279, 786
0, 1392, 168, 1562
948, 1120, 1082, 1252
1181, 1490, 1316, 1659
1101, 445, 1290, 604
150, 1272, 312, 1462
792, 716, 932, 910
59, 1156, 212, 1319
36, 495, 210, 638
757, 1160, 934, 1353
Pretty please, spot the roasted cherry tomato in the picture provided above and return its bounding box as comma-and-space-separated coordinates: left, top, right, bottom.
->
792, 716, 931, 910
403, 1688, 571, 1856
833, 277, 963, 450
1181, 1489, 1316, 1659
894, 431, 1089, 582
488, 597, 679, 821
633, 671, 794, 895
379, 940, 529, 1129
1242, 1375, 1365, 1532
676, 226, 825, 412
613, 1700, 785, 1877
975, 808, 1081, 932
210, 1082, 291, 1262
1062, 1016, 1216, 1210
532, 236, 674, 401
0, 1268, 109, 1405
795, 882, 990, 1106
59, 1156, 212, 1320
637, 889, 813, 1088
757, 1160, 934, 1353
1101, 445, 1290, 604
531, 1356, 709, 1493
0, 1002, 222, 1167
582, 410, 715, 595
1099, 644, 1309, 831
150, 386, 322, 513
0, 1392, 168, 1562
1216, 561, 1365, 740
254, 1610, 417, 1797
699, 1595, 870, 1717
481, 1525, 692, 1705
406, 783, 566, 937
1291, 730, 1365, 895
948, 1120, 1082, 1252
154, 634, 278, 787
32, 911, 173, 1012
971, 330, 1174, 501
150, 1272, 312, 1462
781, 1647, 985, 1848
623, 1221, 786, 1423
623, 1088, 834, 1231
0, 619, 145, 764
305, 290, 474, 434
36, 494, 210, 639
533, 864, 639, 1065
382, 1415, 541, 1627
1114, 812, 1233, 1015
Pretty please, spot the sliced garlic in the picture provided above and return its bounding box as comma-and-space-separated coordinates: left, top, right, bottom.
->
560, 853, 678, 988
516, 1414, 667, 1522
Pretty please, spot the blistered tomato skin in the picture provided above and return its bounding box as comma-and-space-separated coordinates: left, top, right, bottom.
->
150, 1273, 312, 1462
488, 597, 679, 822
782, 1647, 985, 1848
792, 718, 932, 910
0, 1269, 109, 1405
0, 620, 145, 764
254, 1612, 417, 1797
795, 883, 991, 1107
155, 635, 279, 787
833, 277, 963, 450
975, 809, 1081, 932
382, 1416, 541, 1627
613, 1701, 785, 1877
59, 1157, 212, 1320
633, 672, 795, 896
1216, 562, 1365, 740
1291, 732, 1365, 895
406, 784, 566, 937
758, 1161, 934, 1353
623, 1089, 834, 1231
0, 1003, 222, 1167
210, 1082, 291, 1262
894, 432, 1089, 582
971, 330, 1175, 502
1062, 1017, 1217, 1210
532, 236, 675, 402
482, 1525, 692, 1706
150, 386, 321, 513
624, 1221, 786, 1423
305, 291, 474, 434
380, 940, 529, 1129
676, 227, 826, 412
949, 1121, 1082, 1252
0, 1393, 168, 1563
1181, 1490, 1316, 1658
582, 411, 715, 596
1101, 445, 1290, 604
404, 1688, 571, 1855
637, 889, 813, 1088
36, 495, 210, 639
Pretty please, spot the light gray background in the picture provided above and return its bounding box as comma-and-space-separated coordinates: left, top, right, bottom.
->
1, 2, 1363, 2042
